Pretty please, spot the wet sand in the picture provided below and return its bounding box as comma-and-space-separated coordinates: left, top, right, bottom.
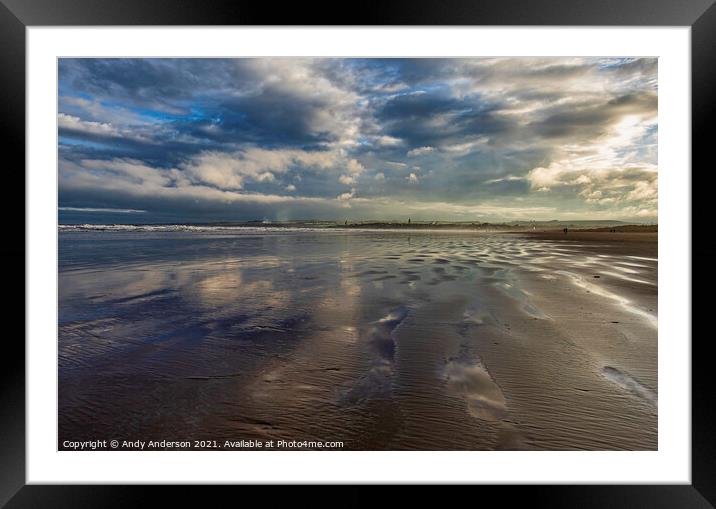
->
520, 230, 657, 247
58, 229, 657, 450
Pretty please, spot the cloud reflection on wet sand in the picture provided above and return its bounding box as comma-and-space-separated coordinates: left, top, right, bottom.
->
59, 230, 657, 450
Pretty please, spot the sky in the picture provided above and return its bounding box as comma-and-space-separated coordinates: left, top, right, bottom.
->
58, 57, 658, 223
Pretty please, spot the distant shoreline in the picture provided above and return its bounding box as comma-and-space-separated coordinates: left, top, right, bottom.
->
514, 229, 657, 242
58, 221, 657, 233
334, 223, 657, 233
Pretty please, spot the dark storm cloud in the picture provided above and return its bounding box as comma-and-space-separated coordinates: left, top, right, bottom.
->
529, 92, 658, 140
216, 89, 337, 146
376, 91, 514, 149
59, 58, 248, 112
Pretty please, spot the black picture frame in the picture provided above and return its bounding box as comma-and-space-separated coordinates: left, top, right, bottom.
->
1, 0, 711, 505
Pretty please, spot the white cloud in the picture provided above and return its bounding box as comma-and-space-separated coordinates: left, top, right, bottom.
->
440, 140, 486, 154
61, 97, 152, 126
181, 153, 247, 190
407, 173, 419, 184
59, 206, 146, 213
626, 180, 658, 202
346, 159, 365, 174
256, 172, 275, 182
60, 157, 332, 207
407, 146, 435, 157
338, 188, 356, 201
375, 135, 402, 146
483, 175, 525, 185
339, 174, 357, 185
59, 113, 123, 139
181, 148, 340, 190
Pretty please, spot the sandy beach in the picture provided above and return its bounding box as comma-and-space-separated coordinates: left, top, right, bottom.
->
58, 228, 657, 450
520, 230, 657, 246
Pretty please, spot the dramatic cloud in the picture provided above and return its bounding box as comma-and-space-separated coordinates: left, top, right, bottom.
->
59, 57, 658, 222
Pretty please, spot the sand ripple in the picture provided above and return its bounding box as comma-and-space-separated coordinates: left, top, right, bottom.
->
59, 230, 657, 450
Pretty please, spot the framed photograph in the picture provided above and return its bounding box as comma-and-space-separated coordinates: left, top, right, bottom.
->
3, 0, 712, 504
